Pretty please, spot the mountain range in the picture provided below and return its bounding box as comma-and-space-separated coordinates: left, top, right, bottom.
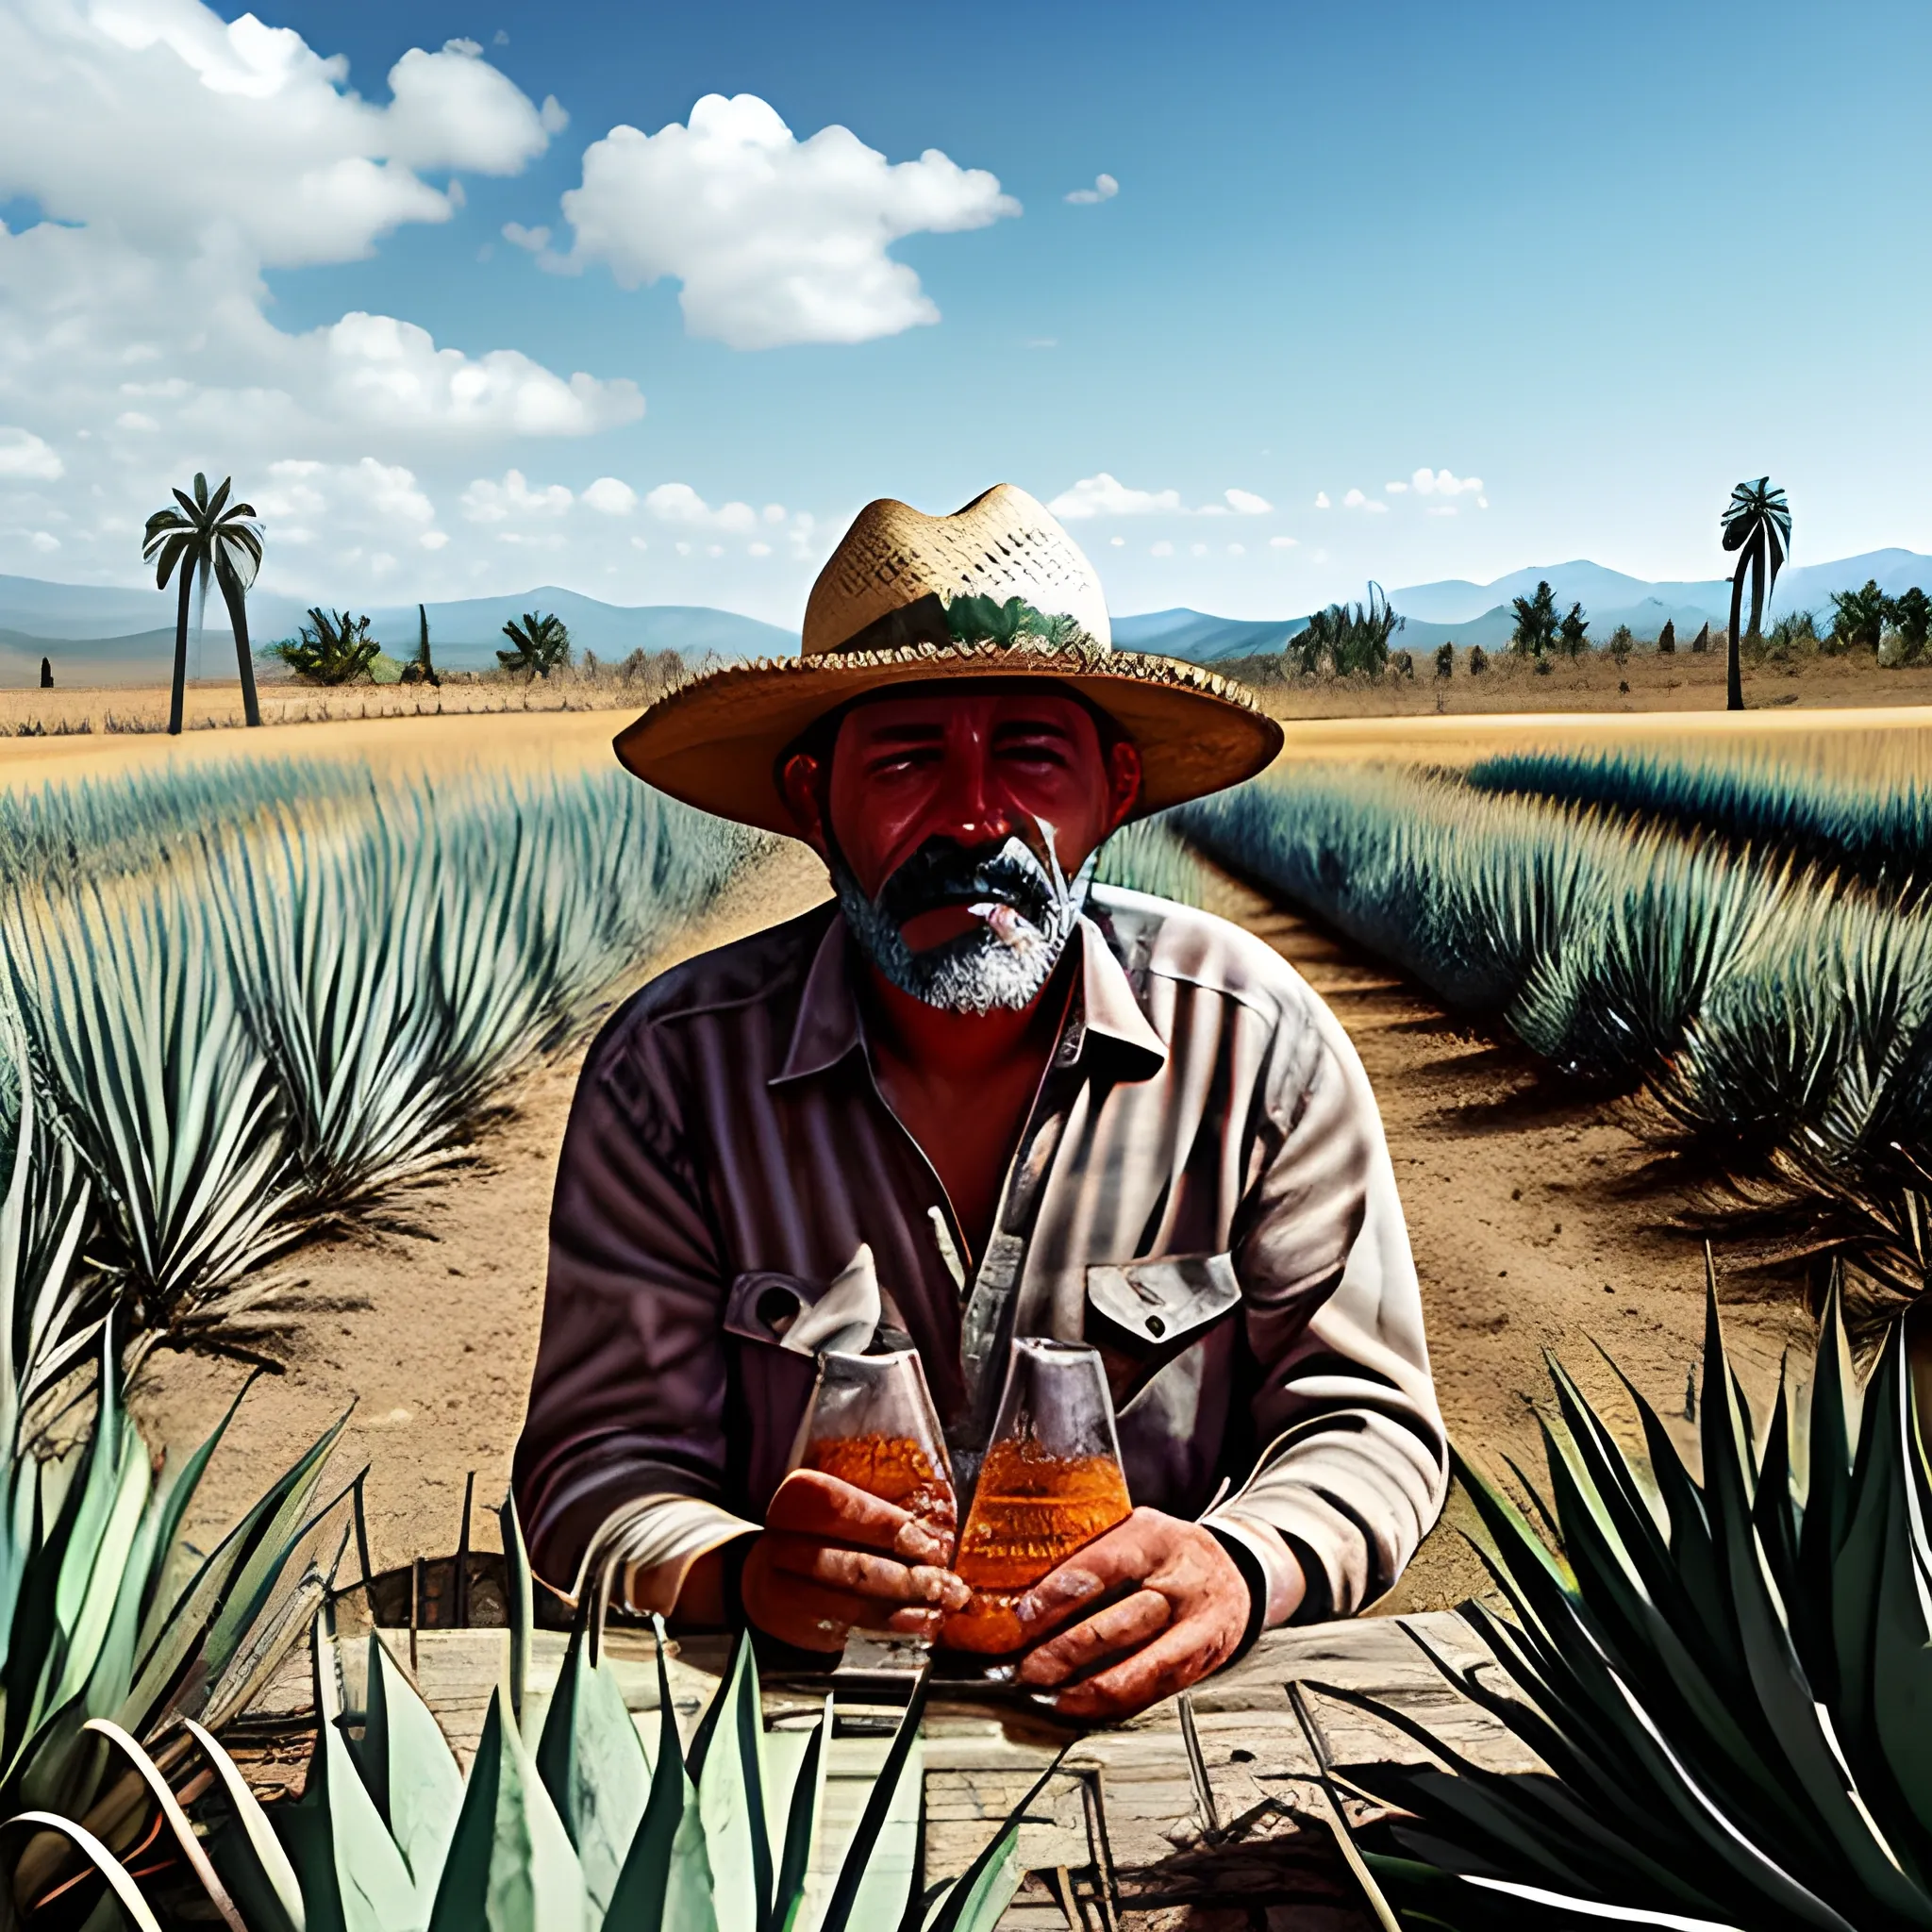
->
4, 547, 1929, 683
0, 578, 795, 686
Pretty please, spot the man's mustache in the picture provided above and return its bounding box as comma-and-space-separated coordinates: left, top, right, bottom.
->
875, 832, 1061, 934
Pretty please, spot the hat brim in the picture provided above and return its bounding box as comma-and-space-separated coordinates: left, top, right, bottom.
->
612, 640, 1284, 836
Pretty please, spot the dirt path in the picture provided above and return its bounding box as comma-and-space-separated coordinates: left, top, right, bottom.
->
135, 844, 1813, 1612
1191, 872, 1814, 1612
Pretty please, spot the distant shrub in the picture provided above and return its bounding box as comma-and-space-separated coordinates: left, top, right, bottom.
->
1435, 641, 1454, 678
1828, 579, 1888, 655
1690, 622, 1710, 654
269, 608, 382, 684
1392, 648, 1414, 678
1290, 584, 1405, 675
1765, 609, 1818, 659
1607, 624, 1634, 665
1557, 601, 1590, 657
1469, 644, 1488, 674
1657, 619, 1676, 655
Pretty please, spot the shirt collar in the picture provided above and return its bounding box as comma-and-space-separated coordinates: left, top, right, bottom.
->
770, 908, 1170, 1089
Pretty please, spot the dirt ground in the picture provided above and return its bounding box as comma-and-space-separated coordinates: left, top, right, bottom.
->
127, 822, 1816, 1614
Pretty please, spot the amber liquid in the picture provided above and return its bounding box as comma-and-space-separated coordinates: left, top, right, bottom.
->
940, 1438, 1132, 1655
801, 1432, 958, 1544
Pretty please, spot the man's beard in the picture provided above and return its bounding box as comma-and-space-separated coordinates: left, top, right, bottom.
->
833, 822, 1096, 1015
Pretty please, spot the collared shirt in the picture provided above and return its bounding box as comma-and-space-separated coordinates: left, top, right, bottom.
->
512, 885, 1447, 1626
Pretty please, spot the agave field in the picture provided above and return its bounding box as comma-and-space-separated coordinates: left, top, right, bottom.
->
0, 757, 756, 1350
1308, 1269, 1932, 1932
1174, 747, 1932, 1296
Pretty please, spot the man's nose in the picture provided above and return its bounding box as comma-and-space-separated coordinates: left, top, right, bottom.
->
926, 739, 1013, 847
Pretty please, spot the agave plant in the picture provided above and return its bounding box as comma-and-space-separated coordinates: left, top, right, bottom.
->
1174, 764, 1932, 1277
2, 763, 751, 1345
496, 612, 573, 680
1307, 1272, 1932, 1931
68, 1502, 1057, 1932
1465, 738, 1932, 895
4, 872, 299, 1331
1092, 817, 1208, 908
0, 1019, 349, 1871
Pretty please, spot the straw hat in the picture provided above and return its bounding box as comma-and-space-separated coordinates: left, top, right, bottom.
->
613, 483, 1283, 835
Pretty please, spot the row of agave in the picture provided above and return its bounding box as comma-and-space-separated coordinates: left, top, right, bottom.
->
0, 765, 755, 1341
0, 1022, 355, 1903
50, 1554, 1053, 1932
0, 1024, 1039, 1931
1464, 734, 1932, 892
1172, 766, 1932, 1286
1312, 1270, 1932, 1932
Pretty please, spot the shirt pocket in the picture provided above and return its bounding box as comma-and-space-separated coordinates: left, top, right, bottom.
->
1083, 1252, 1241, 1403
1087, 1253, 1242, 1516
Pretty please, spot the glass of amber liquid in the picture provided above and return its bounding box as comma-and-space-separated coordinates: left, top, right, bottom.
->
790, 1349, 958, 1566
941, 1339, 1132, 1657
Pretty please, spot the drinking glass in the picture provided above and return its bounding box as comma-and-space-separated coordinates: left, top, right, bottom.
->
941, 1338, 1132, 1657
789, 1348, 958, 1553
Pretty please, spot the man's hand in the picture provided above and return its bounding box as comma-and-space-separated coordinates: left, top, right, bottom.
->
741, 1468, 971, 1653
1011, 1507, 1253, 1719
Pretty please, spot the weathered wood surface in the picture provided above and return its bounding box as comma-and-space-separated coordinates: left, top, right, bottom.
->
239, 1612, 1537, 1927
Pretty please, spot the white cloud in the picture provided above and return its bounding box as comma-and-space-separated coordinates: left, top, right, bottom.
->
0, 427, 62, 479
28, 530, 58, 552
1364, 500, 1388, 514
1049, 473, 1182, 519
1191, 541, 1208, 557
1385, 480, 1408, 494
1427, 506, 1457, 518
502, 222, 551, 253
1313, 491, 1330, 509
0, 18, 549, 270
1269, 535, 1298, 549
253, 456, 441, 552
553, 93, 1019, 349
1410, 467, 1484, 497
1051, 475, 1273, 520
644, 482, 759, 532
1150, 540, 1174, 557
1108, 535, 1124, 546
460, 468, 573, 522
1477, 495, 1490, 509
1065, 173, 1118, 205
748, 541, 771, 557
582, 475, 638, 515
0, 0, 639, 582
1226, 542, 1244, 556
1342, 488, 1367, 508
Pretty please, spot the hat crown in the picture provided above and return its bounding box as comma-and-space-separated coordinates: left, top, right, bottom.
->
802, 484, 1112, 659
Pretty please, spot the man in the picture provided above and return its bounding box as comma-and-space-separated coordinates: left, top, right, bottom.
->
514, 485, 1445, 1719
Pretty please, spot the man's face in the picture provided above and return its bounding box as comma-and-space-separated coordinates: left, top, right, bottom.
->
783, 687, 1141, 1013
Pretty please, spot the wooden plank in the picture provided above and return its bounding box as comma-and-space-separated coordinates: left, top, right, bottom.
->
230, 1611, 1534, 1922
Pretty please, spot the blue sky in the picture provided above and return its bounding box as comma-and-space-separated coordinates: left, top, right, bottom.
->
1, 0, 1927, 623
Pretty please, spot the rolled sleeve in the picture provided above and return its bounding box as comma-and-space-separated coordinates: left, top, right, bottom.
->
511, 1003, 734, 1597
1220, 997, 1447, 1621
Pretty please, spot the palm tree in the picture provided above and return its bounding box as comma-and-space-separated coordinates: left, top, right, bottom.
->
1720, 476, 1791, 711
141, 473, 265, 734
496, 610, 572, 679
1509, 581, 1559, 658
